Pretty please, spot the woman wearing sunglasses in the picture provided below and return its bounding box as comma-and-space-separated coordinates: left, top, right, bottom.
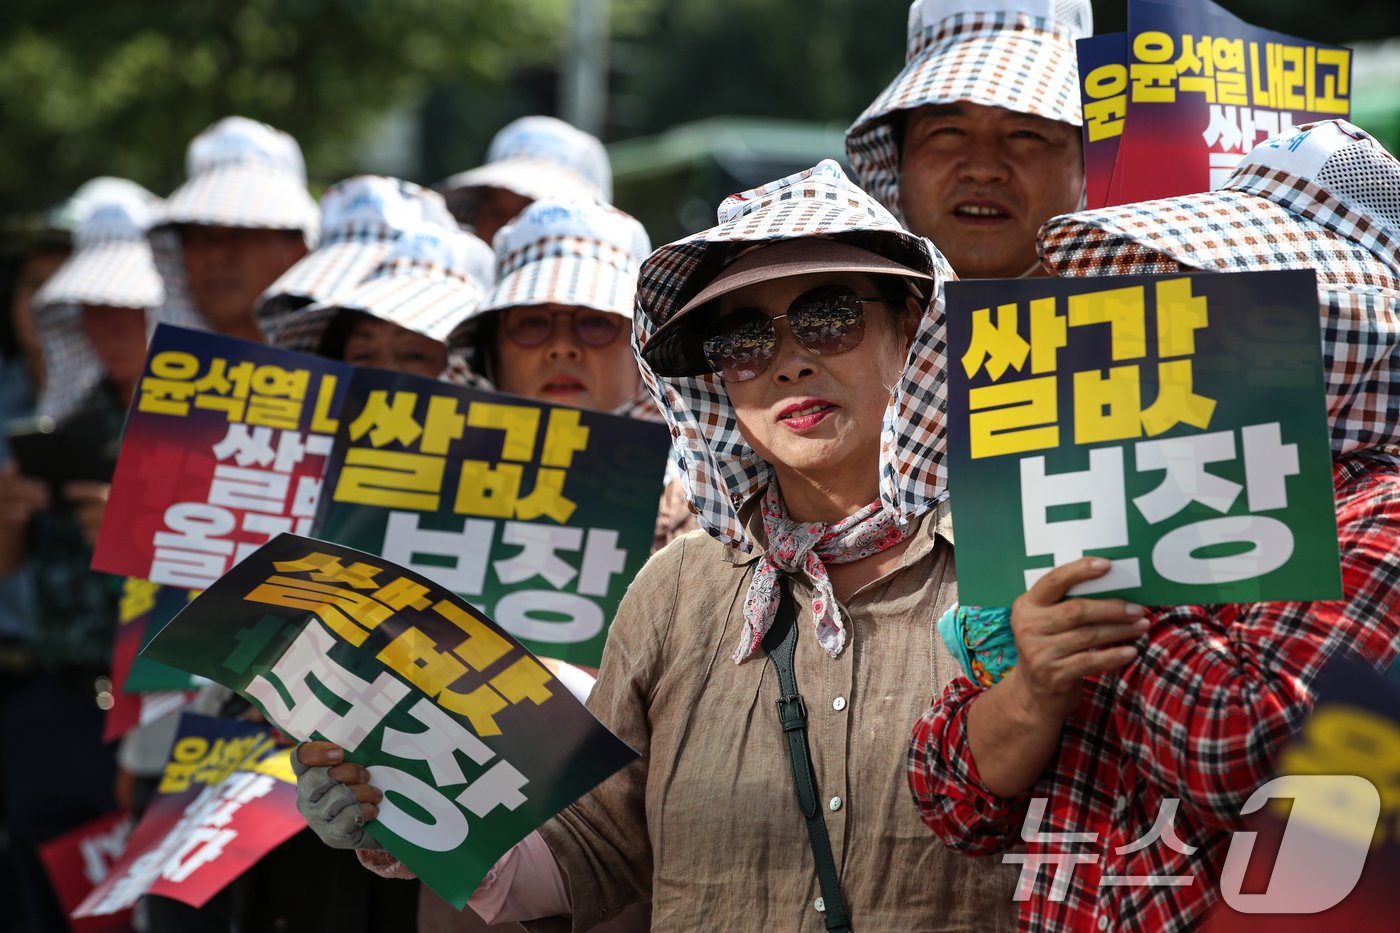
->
449, 198, 654, 418
297, 161, 1016, 930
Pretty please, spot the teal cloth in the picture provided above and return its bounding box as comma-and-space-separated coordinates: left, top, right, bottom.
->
937, 604, 1017, 686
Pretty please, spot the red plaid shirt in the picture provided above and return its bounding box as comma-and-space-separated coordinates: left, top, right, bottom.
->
909, 453, 1400, 932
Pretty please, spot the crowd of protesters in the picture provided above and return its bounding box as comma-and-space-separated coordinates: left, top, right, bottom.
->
1, 0, 1398, 930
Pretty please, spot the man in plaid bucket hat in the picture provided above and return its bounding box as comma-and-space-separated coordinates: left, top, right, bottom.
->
151, 116, 319, 343
847, 0, 1092, 279
908, 120, 1400, 931
440, 115, 613, 244
0, 179, 166, 933
296, 159, 1020, 931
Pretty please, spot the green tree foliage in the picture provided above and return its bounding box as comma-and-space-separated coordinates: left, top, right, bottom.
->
0, 0, 567, 212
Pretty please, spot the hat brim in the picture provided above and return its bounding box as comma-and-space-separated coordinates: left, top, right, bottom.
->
32, 240, 163, 311
1039, 190, 1400, 295
441, 159, 602, 203
640, 238, 933, 377
449, 257, 636, 351
159, 165, 319, 238
257, 240, 393, 318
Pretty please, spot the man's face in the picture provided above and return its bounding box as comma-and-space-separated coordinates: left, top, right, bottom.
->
898, 102, 1084, 278
180, 225, 307, 335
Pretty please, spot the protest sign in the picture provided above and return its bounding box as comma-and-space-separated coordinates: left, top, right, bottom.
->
38, 812, 136, 933
116, 579, 202, 693
140, 533, 638, 908
945, 270, 1340, 607
313, 368, 670, 667
1077, 0, 1350, 206
93, 324, 350, 589
75, 714, 303, 918
103, 578, 198, 743
1201, 657, 1400, 928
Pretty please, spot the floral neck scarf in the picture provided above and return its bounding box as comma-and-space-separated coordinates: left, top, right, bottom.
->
736, 483, 911, 663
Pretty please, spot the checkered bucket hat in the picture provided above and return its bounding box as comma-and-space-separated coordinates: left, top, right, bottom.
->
442, 199, 657, 417
270, 221, 494, 357
152, 116, 320, 331
846, 0, 1092, 221
632, 159, 955, 550
257, 175, 458, 331
32, 179, 165, 420
1039, 119, 1400, 456
441, 115, 612, 204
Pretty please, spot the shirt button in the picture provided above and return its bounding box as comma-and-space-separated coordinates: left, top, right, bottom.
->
832, 696, 847, 711
829, 796, 842, 811
1097, 916, 1110, 931
814, 897, 825, 913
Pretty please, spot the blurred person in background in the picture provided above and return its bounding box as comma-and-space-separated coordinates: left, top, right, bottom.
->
846, 0, 1092, 279
440, 116, 613, 244
0, 179, 165, 933
150, 115, 319, 342
0, 215, 69, 933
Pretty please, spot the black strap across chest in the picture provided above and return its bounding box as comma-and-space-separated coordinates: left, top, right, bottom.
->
763, 580, 854, 933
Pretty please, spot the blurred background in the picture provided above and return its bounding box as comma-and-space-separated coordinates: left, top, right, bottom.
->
1, 0, 1397, 245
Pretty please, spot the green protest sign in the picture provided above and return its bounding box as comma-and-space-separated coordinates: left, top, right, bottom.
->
312, 368, 670, 668
141, 533, 638, 908
946, 269, 1341, 607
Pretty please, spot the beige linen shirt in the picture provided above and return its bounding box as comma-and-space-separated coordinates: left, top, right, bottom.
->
534, 500, 1018, 932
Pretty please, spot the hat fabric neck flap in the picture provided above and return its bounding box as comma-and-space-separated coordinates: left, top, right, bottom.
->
633, 159, 954, 551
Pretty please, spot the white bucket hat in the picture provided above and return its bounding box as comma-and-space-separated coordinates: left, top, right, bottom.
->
32, 179, 165, 420
152, 116, 320, 330
633, 159, 954, 549
256, 175, 458, 329
447, 199, 656, 417
267, 221, 494, 357
476, 199, 648, 318
1039, 119, 1400, 457
846, 0, 1093, 221
441, 115, 613, 204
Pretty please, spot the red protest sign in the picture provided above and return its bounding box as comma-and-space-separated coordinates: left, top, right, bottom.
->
37, 811, 136, 933
1076, 0, 1350, 207
75, 714, 306, 917
92, 325, 349, 590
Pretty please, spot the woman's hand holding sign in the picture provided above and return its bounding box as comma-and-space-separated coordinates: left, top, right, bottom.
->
966, 557, 1148, 797
293, 741, 386, 850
